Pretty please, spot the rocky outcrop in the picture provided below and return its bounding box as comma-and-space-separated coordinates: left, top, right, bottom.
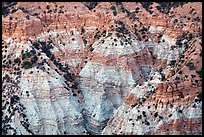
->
102, 4, 202, 133
2, 2, 202, 135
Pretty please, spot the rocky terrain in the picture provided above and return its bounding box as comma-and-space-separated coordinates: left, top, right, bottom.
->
2, 2, 202, 135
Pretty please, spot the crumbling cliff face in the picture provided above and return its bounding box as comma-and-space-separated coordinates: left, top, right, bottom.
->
2, 2, 202, 135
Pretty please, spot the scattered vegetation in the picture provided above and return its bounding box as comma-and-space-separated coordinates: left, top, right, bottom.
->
26, 15, 30, 20
18, 6, 29, 13
111, 5, 116, 11
178, 70, 182, 74
22, 61, 32, 69
107, 32, 112, 37
170, 60, 176, 67
196, 69, 202, 77
178, 110, 182, 113
186, 61, 195, 70
58, 10, 64, 14
130, 12, 137, 21
81, 27, 85, 34
155, 2, 187, 14
46, 5, 50, 10
140, 2, 153, 11
90, 46, 94, 52
11, 8, 18, 13
14, 57, 21, 64
175, 76, 180, 80
161, 74, 166, 81
158, 67, 163, 73
131, 102, 138, 108
31, 55, 38, 64
113, 11, 117, 16
2, 2, 18, 16
111, 5, 117, 16
83, 38, 87, 45
84, 2, 97, 10
141, 97, 146, 102
33, 13, 39, 16
94, 30, 102, 41
178, 91, 184, 98
40, 41, 54, 58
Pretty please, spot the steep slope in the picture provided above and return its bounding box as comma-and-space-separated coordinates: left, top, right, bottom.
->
102, 2, 202, 135
2, 2, 202, 135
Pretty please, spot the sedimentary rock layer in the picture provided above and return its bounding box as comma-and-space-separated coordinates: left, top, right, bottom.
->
2, 2, 202, 135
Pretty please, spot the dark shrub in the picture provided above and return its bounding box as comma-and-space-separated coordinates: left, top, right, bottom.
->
22, 61, 32, 69
14, 58, 21, 64
186, 61, 195, 70
111, 6, 116, 10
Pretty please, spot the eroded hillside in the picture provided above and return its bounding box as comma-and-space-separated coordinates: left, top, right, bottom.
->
2, 2, 202, 135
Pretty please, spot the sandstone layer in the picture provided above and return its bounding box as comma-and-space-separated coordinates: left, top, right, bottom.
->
2, 2, 202, 135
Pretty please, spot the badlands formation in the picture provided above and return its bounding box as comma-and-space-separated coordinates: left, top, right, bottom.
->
2, 2, 202, 135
